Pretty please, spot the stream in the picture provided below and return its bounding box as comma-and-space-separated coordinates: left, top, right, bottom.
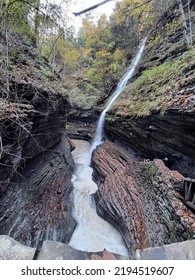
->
68, 139, 128, 257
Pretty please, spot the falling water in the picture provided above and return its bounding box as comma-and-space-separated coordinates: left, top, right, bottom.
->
90, 37, 147, 156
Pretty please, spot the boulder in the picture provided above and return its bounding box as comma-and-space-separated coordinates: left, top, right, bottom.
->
38, 241, 88, 260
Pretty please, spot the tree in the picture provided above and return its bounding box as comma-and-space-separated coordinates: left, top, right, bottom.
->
34, 0, 41, 49
187, 0, 193, 44
176, 0, 191, 45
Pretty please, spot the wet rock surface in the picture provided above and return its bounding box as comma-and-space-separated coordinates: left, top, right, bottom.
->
92, 141, 195, 258
38, 240, 89, 260
0, 135, 75, 248
67, 121, 95, 141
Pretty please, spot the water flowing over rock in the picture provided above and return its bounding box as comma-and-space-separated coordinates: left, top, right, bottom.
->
68, 140, 128, 257
1, 234, 195, 260
92, 140, 195, 258
90, 37, 147, 156
38, 240, 127, 260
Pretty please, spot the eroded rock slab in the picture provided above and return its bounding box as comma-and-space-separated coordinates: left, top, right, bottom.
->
0, 135, 75, 248
92, 141, 195, 258
0, 235, 36, 260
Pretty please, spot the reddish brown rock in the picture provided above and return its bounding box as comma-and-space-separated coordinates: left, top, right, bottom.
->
92, 141, 195, 258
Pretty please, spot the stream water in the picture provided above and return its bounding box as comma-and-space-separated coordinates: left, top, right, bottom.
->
68, 140, 128, 256
69, 38, 147, 256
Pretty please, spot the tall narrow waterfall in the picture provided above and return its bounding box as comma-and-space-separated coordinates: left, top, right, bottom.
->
90, 37, 147, 156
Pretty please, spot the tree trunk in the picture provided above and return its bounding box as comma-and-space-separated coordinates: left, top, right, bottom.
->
34, 0, 41, 49
188, 0, 193, 44
176, 0, 190, 45
5, 29, 10, 97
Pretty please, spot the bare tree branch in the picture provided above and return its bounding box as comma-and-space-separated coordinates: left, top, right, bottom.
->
73, 0, 113, 16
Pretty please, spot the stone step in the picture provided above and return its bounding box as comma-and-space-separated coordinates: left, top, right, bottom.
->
136, 240, 195, 260
0, 235, 36, 260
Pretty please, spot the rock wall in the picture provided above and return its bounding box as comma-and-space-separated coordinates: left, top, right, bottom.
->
92, 141, 195, 258
106, 110, 195, 178
0, 83, 75, 248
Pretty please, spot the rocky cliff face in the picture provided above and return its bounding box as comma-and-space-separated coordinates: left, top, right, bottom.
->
0, 34, 75, 248
106, 109, 195, 178
92, 141, 195, 258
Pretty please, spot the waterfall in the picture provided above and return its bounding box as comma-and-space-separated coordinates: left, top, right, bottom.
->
69, 38, 147, 256
90, 37, 147, 156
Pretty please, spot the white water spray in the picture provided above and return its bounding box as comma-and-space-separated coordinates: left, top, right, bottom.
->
90, 37, 147, 156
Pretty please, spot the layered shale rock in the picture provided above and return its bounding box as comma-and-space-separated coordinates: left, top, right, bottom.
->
92, 141, 195, 258
0, 86, 75, 247
106, 108, 195, 178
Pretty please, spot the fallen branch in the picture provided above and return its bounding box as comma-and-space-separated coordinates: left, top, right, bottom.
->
73, 0, 113, 16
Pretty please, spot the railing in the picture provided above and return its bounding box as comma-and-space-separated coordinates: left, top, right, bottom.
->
183, 178, 195, 210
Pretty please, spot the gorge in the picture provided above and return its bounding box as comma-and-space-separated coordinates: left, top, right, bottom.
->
0, 0, 195, 260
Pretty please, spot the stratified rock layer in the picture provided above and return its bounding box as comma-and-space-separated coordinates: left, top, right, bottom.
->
92, 141, 195, 258
106, 110, 195, 178
0, 82, 75, 248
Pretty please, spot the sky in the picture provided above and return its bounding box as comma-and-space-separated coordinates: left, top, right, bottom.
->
50, 0, 121, 33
